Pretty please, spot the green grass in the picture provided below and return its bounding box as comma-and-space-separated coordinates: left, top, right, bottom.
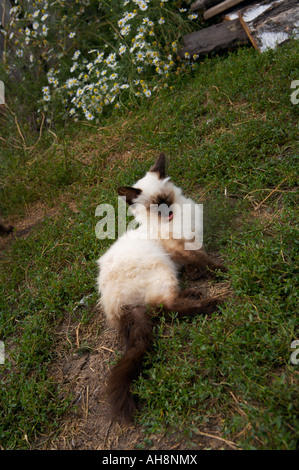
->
0, 42, 298, 449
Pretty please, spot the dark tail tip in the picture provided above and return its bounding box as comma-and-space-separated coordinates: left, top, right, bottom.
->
105, 306, 152, 423
105, 348, 139, 424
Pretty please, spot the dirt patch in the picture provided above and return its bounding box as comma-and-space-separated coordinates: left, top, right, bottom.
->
36, 273, 235, 451
0, 202, 56, 252
0, 197, 80, 252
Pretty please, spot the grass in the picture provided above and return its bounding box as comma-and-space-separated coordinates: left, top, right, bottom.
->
0, 42, 298, 450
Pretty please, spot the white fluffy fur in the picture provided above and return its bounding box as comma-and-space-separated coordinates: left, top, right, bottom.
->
97, 169, 201, 327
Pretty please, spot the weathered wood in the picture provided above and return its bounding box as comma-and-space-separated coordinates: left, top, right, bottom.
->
0, 0, 12, 27
179, 18, 250, 59
190, 0, 224, 12
0, 0, 12, 58
239, 0, 299, 52
203, 0, 246, 20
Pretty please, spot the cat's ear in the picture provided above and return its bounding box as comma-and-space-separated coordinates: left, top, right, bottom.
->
150, 152, 166, 179
118, 186, 142, 205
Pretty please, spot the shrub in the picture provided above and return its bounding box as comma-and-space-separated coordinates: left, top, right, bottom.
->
2, 0, 198, 123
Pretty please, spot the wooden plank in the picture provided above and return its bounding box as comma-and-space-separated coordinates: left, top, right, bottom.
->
179, 18, 250, 59
203, 0, 246, 20
0, 0, 12, 59
0, 0, 12, 27
238, 0, 299, 52
190, 0, 224, 12
238, 13, 259, 50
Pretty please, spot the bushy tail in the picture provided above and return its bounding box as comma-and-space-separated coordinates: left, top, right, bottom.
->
106, 306, 152, 423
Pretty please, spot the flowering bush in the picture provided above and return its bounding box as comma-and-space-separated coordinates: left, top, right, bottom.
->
2, 0, 199, 123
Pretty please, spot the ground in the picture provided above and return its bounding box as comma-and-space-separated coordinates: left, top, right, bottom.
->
0, 204, 235, 451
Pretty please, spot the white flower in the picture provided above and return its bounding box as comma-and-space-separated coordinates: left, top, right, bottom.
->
158, 17, 165, 25
94, 52, 104, 64
41, 14, 48, 22
120, 25, 131, 36
137, 25, 147, 34
119, 45, 126, 55
42, 25, 48, 36
138, 1, 148, 11
16, 49, 23, 57
33, 10, 40, 18
136, 51, 144, 61
188, 13, 198, 20
85, 111, 94, 121
66, 78, 78, 88
106, 53, 116, 63
126, 12, 136, 20
33, 21, 39, 30
70, 62, 78, 72
72, 50, 81, 60
10, 6, 20, 15
144, 89, 151, 97
106, 53, 117, 68
25, 27, 30, 36
69, 32, 75, 38
29, 54, 34, 63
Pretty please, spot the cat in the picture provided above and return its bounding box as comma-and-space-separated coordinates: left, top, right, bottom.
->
96, 153, 226, 423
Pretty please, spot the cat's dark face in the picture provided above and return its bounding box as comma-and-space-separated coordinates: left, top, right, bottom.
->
117, 153, 175, 221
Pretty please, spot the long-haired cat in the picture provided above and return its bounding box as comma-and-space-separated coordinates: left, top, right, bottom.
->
97, 153, 226, 423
